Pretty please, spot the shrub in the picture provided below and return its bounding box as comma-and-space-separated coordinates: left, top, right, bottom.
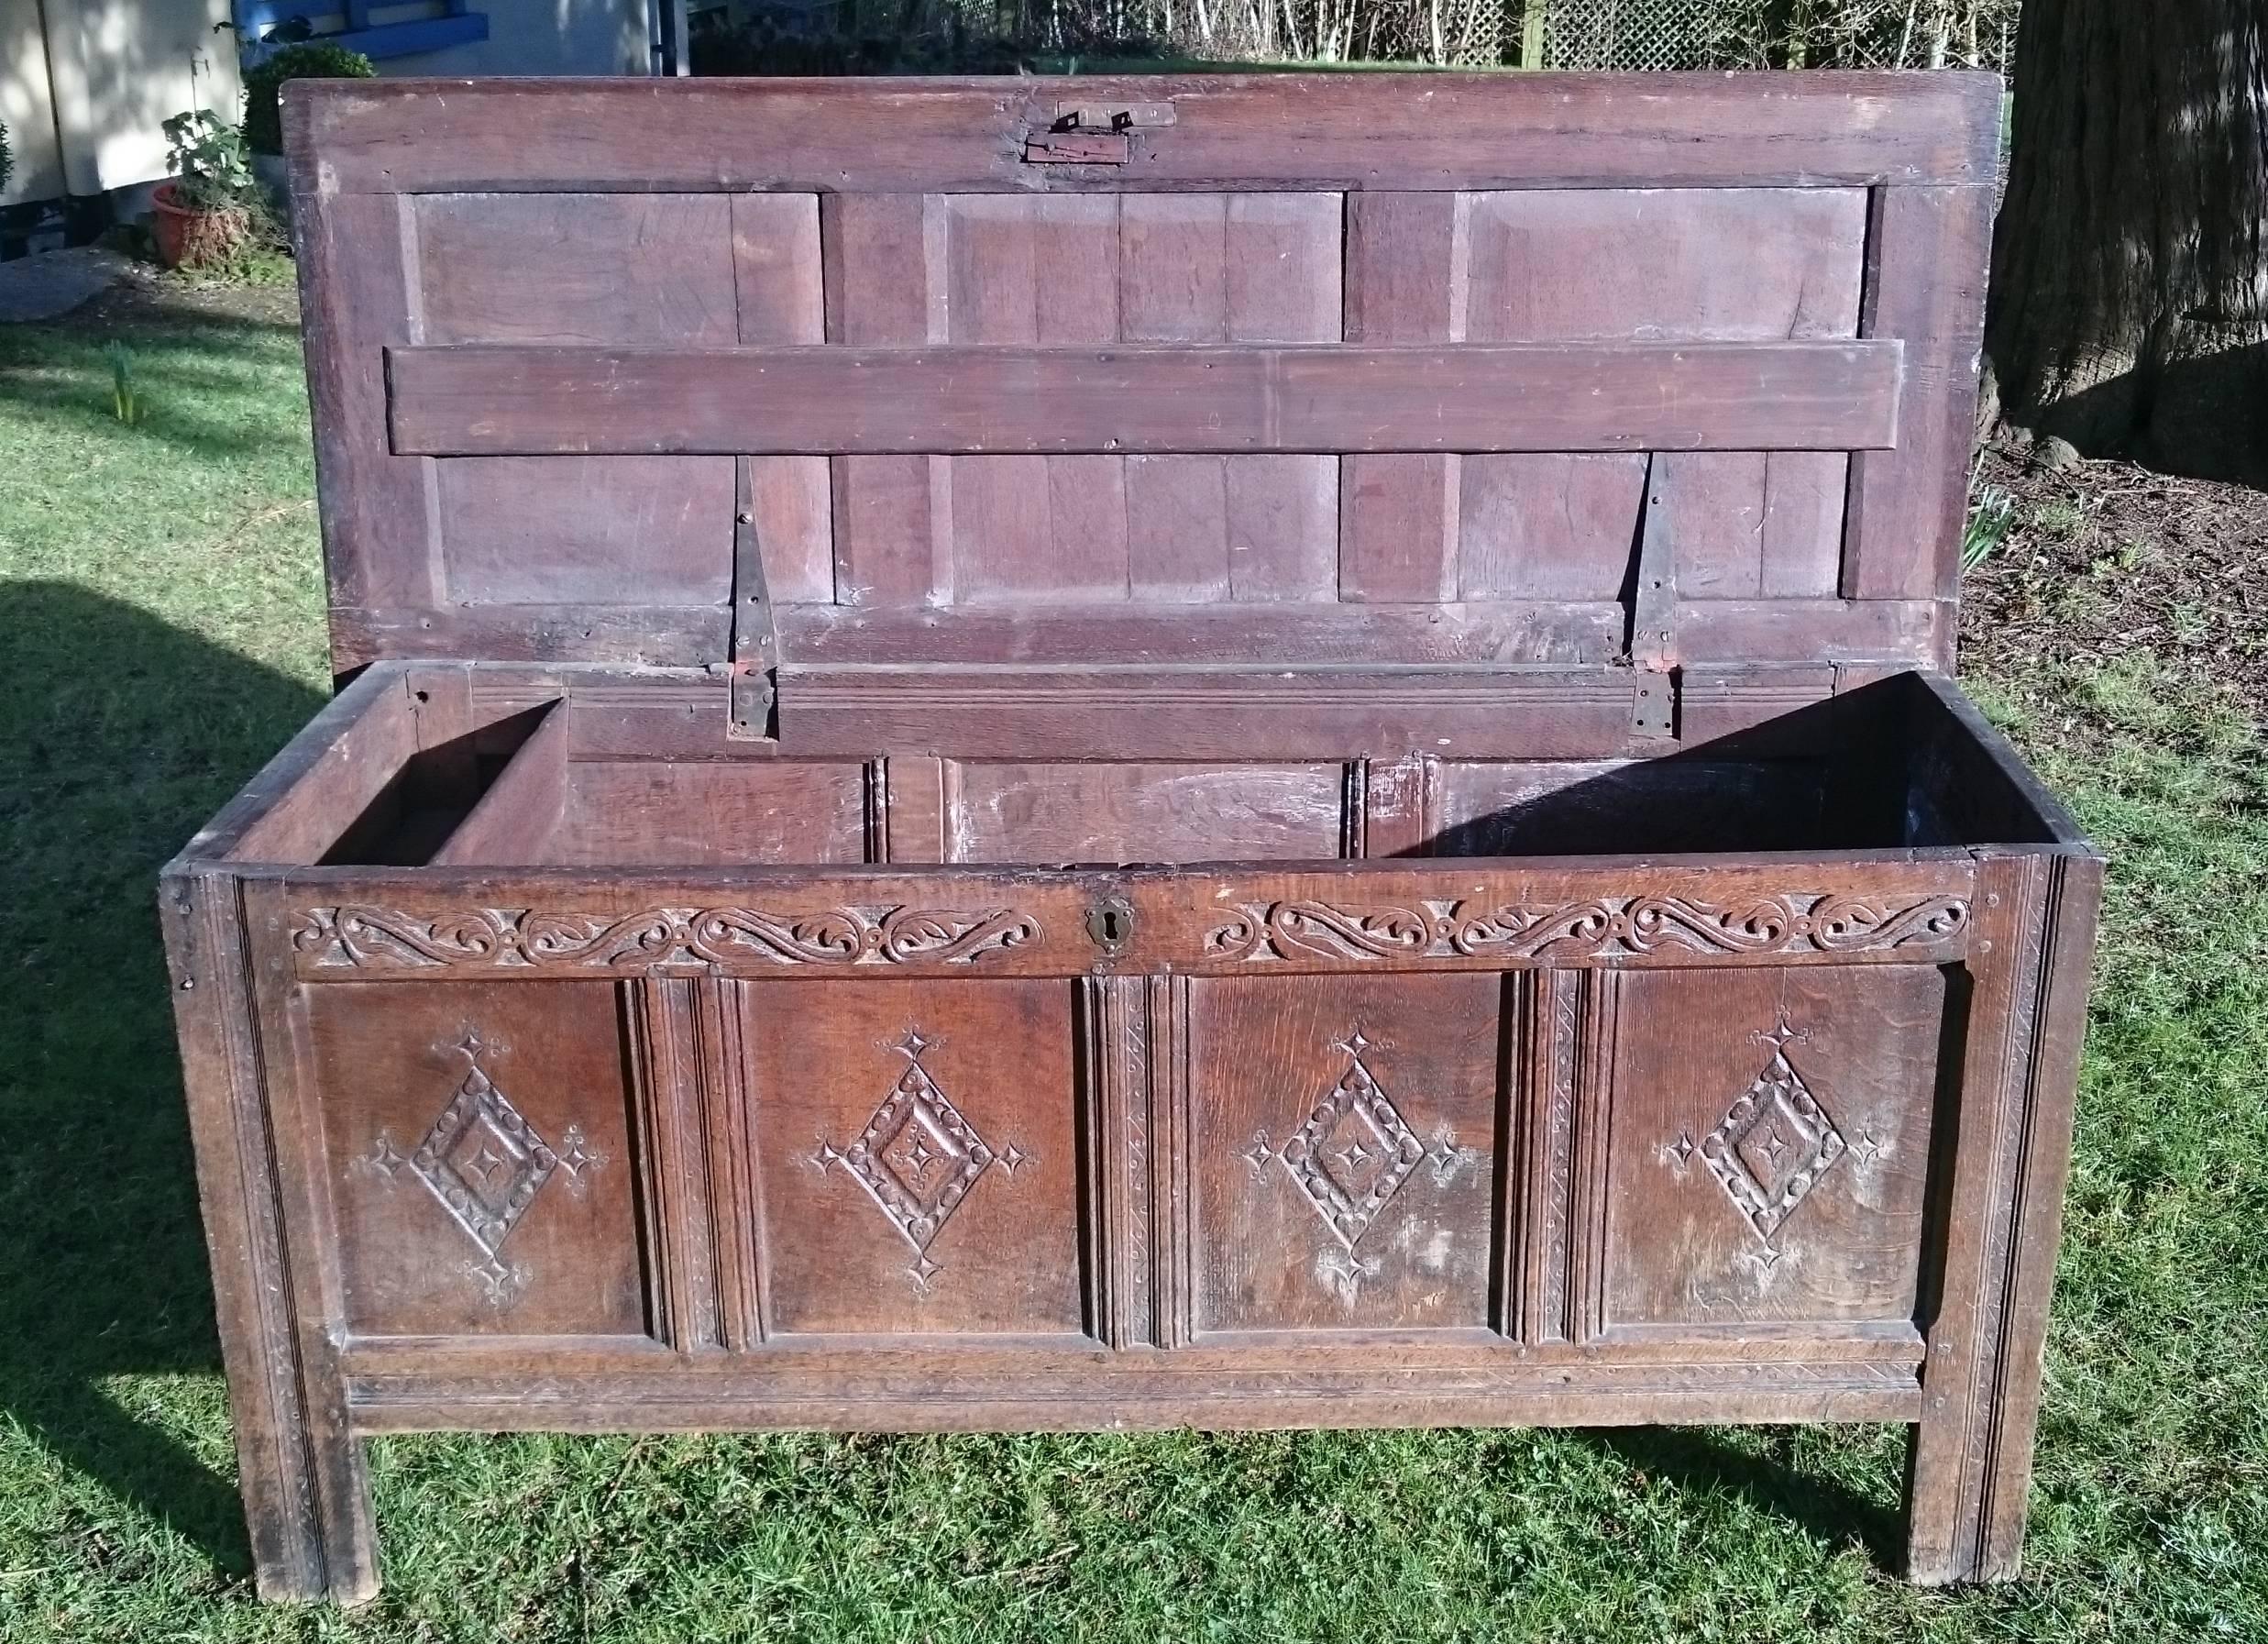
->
1, 119, 13, 198
241, 43, 375, 157
161, 110, 256, 212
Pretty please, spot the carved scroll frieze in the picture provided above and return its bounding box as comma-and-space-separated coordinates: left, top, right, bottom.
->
293, 904, 1041, 975
1203, 892, 1969, 966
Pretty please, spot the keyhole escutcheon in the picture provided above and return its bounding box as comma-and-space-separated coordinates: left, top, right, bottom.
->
1085, 896, 1136, 954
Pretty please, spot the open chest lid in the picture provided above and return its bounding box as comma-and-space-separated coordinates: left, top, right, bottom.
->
287, 71, 1998, 756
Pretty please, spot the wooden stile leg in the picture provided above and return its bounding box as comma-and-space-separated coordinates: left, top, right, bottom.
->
162, 871, 380, 1603
1904, 852, 2101, 1584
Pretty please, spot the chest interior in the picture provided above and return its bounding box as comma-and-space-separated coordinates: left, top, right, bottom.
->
298, 668, 2052, 870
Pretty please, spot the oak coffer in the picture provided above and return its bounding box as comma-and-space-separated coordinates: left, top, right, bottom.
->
162, 72, 2100, 1603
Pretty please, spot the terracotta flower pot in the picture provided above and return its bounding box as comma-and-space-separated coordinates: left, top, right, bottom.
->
150, 180, 249, 269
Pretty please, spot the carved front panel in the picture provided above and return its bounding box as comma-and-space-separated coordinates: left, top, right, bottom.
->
745, 979, 1084, 1336
312, 981, 644, 1336
1599, 965, 1944, 1331
1188, 975, 1502, 1333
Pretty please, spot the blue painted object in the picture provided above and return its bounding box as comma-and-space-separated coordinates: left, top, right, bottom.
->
235, 0, 489, 63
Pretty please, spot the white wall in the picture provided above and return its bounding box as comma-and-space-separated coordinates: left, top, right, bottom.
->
2, 0, 70, 204
2, 0, 643, 214
23, 0, 242, 197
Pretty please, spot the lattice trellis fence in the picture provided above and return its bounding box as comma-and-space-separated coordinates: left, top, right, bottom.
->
1525, 0, 1720, 71
715, 0, 2021, 78
1531, 0, 2020, 71
1104, 0, 2018, 71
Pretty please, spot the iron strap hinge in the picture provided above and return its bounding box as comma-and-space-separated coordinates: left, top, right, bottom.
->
728, 458, 778, 742
1628, 451, 1681, 741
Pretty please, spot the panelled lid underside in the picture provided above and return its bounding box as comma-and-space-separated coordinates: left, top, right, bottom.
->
290, 72, 1999, 683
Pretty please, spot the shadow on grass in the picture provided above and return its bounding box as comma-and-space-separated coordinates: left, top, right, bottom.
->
1585, 1427, 1905, 1568
0, 579, 324, 1581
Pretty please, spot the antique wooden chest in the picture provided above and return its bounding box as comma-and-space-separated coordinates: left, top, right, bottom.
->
162, 72, 2100, 1603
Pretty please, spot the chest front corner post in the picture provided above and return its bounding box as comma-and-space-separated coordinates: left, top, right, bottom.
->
163, 870, 379, 1604
1903, 851, 2101, 1584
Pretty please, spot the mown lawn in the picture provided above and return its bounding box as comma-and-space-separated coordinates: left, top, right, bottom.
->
0, 282, 2262, 1641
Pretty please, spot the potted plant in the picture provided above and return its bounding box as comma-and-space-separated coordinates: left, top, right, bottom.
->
152, 110, 256, 269
241, 42, 375, 218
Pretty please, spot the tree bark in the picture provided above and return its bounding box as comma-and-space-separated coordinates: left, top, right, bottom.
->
1987, 0, 2268, 479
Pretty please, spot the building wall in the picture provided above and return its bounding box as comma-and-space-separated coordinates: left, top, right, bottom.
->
10, 0, 242, 201
1, 0, 70, 204
2, 0, 646, 215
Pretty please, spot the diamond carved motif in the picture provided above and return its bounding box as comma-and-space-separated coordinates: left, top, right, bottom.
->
351, 1032, 601, 1307
1257, 1029, 1450, 1279
1694, 1016, 1848, 1259
813, 1029, 1032, 1291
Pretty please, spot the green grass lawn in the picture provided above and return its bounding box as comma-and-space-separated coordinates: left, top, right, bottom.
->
1, 283, 2263, 1641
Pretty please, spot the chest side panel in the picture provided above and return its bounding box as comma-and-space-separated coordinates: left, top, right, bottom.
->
311, 980, 647, 1337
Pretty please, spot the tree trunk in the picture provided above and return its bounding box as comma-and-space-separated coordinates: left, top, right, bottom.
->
1986, 0, 2268, 480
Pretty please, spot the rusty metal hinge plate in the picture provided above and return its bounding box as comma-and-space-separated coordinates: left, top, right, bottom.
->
728, 458, 778, 742
1628, 451, 1680, 740
1053, 99, 1176, 128
1629, 668, 1679, 739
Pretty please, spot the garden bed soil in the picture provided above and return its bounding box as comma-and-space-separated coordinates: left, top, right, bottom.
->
1963, 442, 2268, 722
